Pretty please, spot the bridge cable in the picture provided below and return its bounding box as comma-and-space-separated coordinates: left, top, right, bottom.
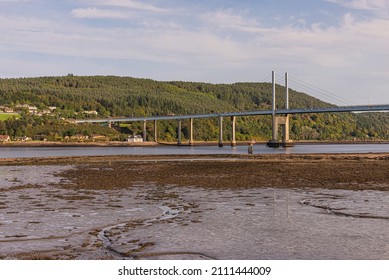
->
271, 73, 351, 106
289, 77, 353, 106
288, 75, 357, 106
259, 73, 273, 84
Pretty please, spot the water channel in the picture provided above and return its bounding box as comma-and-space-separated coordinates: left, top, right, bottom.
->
0, 143, 388, 158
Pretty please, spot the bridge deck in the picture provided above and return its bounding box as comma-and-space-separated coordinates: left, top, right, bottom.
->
75, 104, 389, 124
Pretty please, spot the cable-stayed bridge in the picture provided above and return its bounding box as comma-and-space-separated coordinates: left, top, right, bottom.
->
75, 104, 389, 123
75, 72, 389, 148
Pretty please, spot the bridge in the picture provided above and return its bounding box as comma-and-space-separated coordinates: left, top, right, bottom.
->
75, 72, 389, 147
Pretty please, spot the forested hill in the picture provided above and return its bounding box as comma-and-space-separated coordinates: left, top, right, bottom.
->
0, 75, 328, 116
0, 75, 388, 141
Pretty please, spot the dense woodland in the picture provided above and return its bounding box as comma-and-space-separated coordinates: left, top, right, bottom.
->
0, 75, 388, 141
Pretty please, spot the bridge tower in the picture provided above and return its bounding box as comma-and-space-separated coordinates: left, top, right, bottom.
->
267, 71, 294, 148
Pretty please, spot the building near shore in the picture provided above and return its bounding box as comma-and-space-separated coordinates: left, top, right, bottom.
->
14, 136, 32, 141
0, 135, 11, 142
69, 134, 89, 141
127, 135, 143, 143
91, 134, 108, 142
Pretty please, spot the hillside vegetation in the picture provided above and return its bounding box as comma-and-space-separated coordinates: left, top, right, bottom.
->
0, 75, 388, 142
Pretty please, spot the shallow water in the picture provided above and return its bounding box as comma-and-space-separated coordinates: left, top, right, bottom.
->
0, 143, 388, 158
0, 165, 388, 259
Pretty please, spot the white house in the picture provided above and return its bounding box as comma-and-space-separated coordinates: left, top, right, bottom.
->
127, 135, 143, 143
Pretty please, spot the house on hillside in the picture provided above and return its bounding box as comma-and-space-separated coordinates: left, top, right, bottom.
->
91, 134, 107, 142
4, 107, 14, 113
0, 135, 11, 142
70, 134, 89, 141
15, 104, 38, 114
0, 106, 14, 113
127, 135, 143, 143
83, 110, 98, 115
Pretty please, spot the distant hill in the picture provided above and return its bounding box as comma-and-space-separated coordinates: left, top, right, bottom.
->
0, 75, 388, 141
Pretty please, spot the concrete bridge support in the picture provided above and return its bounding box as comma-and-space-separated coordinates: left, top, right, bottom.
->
281, 72, 294, 147
219, 116, 224, 147
231, 116, 236, 147
189, 118, 194, 146
177, 119, 182, 145
154, 120, 158, 142
143, 120, 147, 142
276, 115, 293, 147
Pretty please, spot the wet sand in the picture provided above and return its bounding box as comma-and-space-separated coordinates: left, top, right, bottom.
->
18, 153, 389, 191
1, 153, 389, 260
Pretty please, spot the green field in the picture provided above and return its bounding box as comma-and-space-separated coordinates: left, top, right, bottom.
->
0, 113, 21, 121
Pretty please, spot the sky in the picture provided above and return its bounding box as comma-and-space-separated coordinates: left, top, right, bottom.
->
1, 0, 389, 105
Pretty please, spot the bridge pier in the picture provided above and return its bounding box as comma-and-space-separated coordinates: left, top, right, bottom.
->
281, 115, 293, 147
276, 115, 293, 147
189, 118, 194, 146
143, 120, 147, 142
218, 116, 224, 147
267, 117, 280, 147
231, 116, 236, 147
177, 119, 182, 145
282, 73, 294, 147
154, 120, 158, 142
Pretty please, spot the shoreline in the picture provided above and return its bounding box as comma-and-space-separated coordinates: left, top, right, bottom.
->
0, 140, 388, 148
0, 141, 159, 148
1, 152, 389, 165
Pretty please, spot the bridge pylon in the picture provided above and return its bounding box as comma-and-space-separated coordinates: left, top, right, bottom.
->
267, 71, 294, 148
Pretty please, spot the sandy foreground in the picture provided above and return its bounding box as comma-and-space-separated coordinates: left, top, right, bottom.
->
1, 153, 389, 260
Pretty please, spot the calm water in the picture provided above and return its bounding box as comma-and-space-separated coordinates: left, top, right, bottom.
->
0, 143, 388, 158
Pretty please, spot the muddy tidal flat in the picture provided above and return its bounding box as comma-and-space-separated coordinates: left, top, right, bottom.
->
1, 153, 389, 260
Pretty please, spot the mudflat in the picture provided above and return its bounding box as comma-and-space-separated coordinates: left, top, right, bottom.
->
62, 153, 389, 191
2, 153, 389, 260
3, 153, 389, 191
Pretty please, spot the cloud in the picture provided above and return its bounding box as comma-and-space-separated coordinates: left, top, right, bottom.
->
94, 0, 172, 13
4, 5, 389, 68
2, 3, 389, 103
71, 7, 128, 19
3, 6, 389, 72
0, 13, 225, 63
326, 0, 389, 11
201, 8, 389, 67
70, 1, 175, 20
201, 9, 261, 32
